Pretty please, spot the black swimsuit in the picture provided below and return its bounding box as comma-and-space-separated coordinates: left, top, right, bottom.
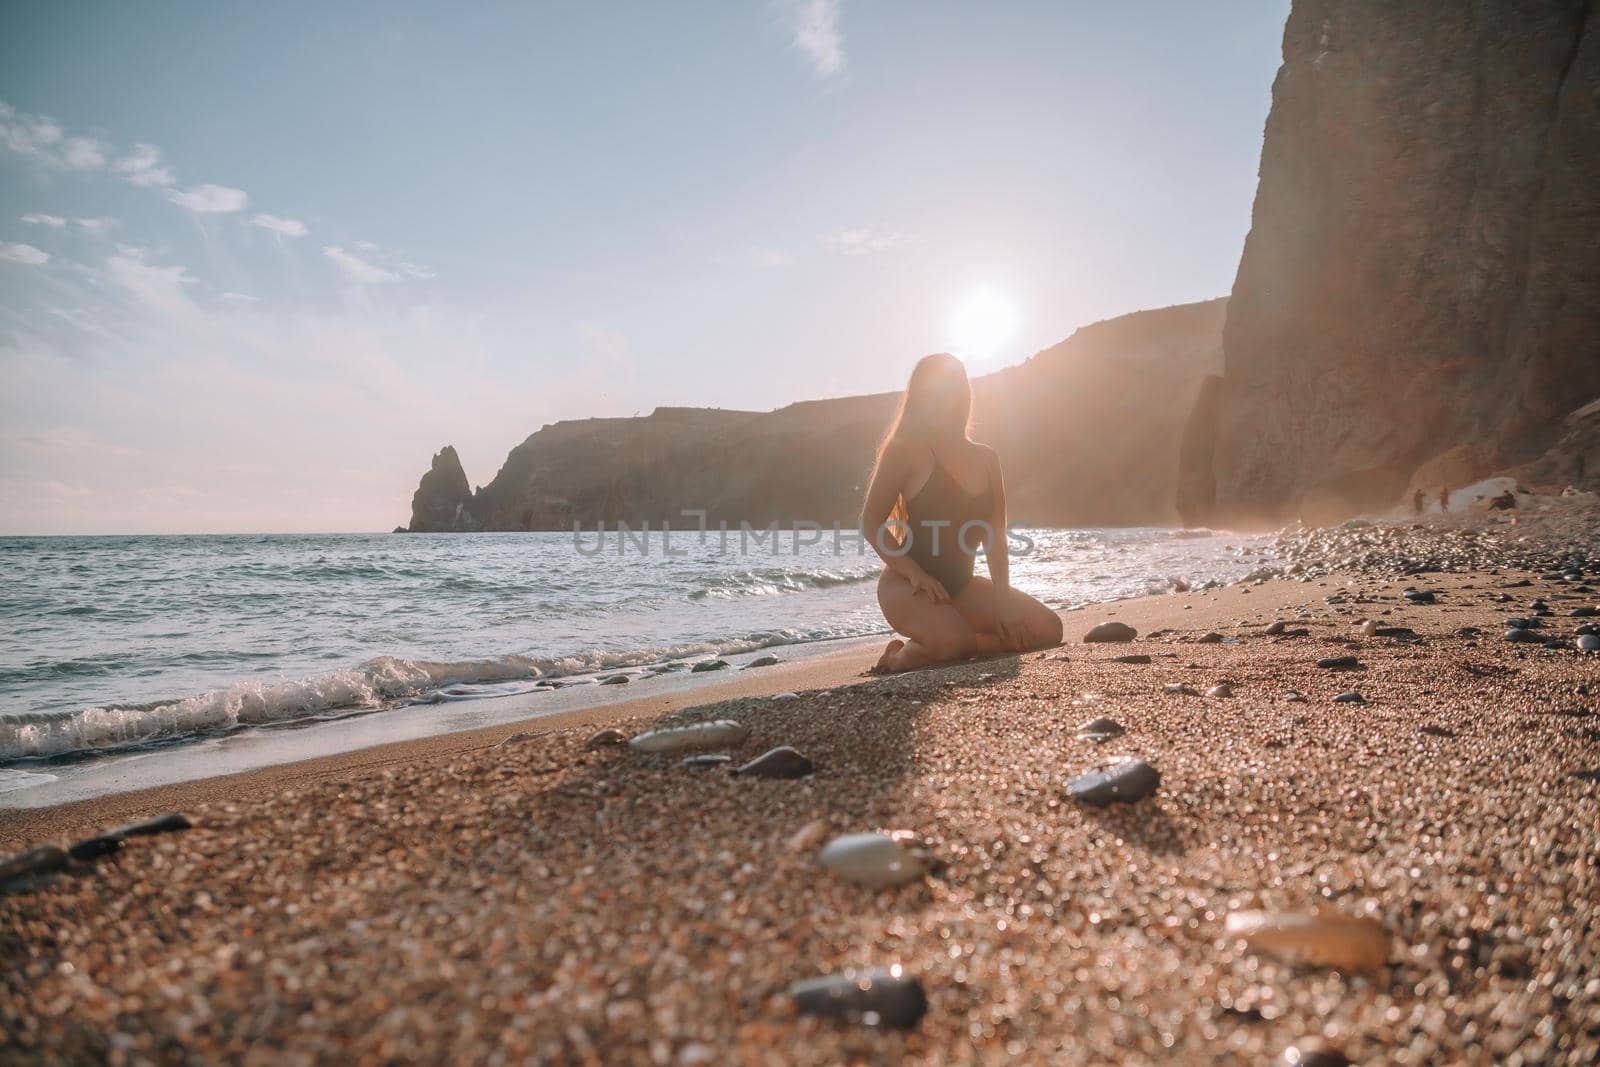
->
903, 453, 994, 599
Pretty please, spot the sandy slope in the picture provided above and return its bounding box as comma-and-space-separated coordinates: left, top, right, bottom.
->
4, 565, 1598, 1064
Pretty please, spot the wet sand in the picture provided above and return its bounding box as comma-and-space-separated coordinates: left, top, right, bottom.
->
3, 559, 1599, 1064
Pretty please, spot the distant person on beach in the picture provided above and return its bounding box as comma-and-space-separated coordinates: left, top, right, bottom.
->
862, 353, 1064, 672
1438, 485, 1450, 512
1412, 489, 1425, 514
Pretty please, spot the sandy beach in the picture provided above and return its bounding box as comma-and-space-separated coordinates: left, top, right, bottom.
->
4, 508, 1599, 1064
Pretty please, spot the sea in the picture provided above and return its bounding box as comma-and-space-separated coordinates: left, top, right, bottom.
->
0, 527, 1277, 803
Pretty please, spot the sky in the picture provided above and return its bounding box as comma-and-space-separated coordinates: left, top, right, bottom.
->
0, 1, 1290, 534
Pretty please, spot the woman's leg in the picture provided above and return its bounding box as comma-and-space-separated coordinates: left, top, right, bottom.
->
875, 570, 984, 672
952, 576, 1065, 651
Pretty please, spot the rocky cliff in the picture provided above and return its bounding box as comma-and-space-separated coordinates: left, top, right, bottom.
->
408, 446, 478, 532
403, 299, 1228, 531
1213, 0, 1600, 523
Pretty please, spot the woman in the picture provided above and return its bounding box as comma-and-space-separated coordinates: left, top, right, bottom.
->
863, 353, 1063, 673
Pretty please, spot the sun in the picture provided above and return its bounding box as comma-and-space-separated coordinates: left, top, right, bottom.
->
948, 286, 1021, 365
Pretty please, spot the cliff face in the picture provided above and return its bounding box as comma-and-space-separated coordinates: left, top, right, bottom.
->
407, 446, 478, 532
1215, 0, 1600, 522
403, 299, 1228, 531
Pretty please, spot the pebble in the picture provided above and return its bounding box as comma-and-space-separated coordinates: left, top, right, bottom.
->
114, 813, 194, 838
1419, 724, 1455, 737
1360, 619, 1380, 637
1571, 606, 1599, 617
1225, 909, 1392, 972
742, 654, 781, 669
789, 965, 928, 1028
629, 720, 749, 754
1076, 716, 1125, 741
1066, 757, 1160, 805
1109, 654, 1151, 664
1279, 627, 1311, 637
0, 845, 70, 890
818, 832, 930, 889
1083, 621, 1137, 643
1165, 683, 1198, 696
1316, 655, 1361, 669
679, 754, 731, 769
600, 674, 630, 685
1333, 691, 1366, 704
786, 819, 828, 854
771, 692, 799, 702
733, 746, 814, 779
1579, 634, 1600, 652
1504, 628, 1543, 643
67, 836, 124, 862
1284, 690, 1307, 702
1264, 621, 1287, 635
584, 728, 629, 750
691, 659, 729, 673
1404, 589, 1437, 603
1282, 1040, 1353, 1066
1373, 625, 1416, 638
1206, 682, 1234, 698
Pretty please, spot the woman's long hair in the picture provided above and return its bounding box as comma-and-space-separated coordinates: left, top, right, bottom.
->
868, 353, 973, 543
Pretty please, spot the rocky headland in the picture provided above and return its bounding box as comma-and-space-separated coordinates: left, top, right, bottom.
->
404, 299, 1230, 531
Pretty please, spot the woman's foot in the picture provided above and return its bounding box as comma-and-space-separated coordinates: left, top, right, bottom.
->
872, 638, 906, 674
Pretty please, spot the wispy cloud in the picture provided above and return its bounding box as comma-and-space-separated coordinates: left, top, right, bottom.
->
823, 226, 904, 256
74, 217, 117, 235
323, 245, 400, 284
252, 213, 308, 238
0, 242, 51, 266
0, 101, 110, 170
168, 183, 249, 214
789, 0, 845, 79
21, 213, 66, 227
112, 143, 175, 187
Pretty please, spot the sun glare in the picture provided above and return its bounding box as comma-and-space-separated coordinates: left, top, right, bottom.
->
948, 286, 1021, 365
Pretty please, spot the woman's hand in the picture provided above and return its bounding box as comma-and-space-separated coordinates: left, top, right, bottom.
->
907, 568, 951, 604
996, 593, 1033, 651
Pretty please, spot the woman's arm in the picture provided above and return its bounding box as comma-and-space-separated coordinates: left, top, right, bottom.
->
862, 441, 949, 601
983, 447, 1033, 649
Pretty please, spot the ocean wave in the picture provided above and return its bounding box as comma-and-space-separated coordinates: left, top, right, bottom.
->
0, 632, 817, 762
687, 566, 878, 600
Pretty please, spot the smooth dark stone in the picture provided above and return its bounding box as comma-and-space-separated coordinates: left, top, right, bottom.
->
1316, 655, 1361, 669
1283, 1040, 1353, 1067
1504, 628, 1543, 643
733, 746, 814, 779
68, 836, 124, 862
1419, 724, 1455, 737
1570, 606, 1598, 617
1332, 691, 1366, 704
1264, 621, 1287, 635
1543, 638, 1573, 650
0, 845, 70, 889
691, 659, 730, 673
1197, 632, 1224, 644
1279, 627, 1311, 638
1077, 716, 1126, 740
584, 728, 629, 750
791, 967, 928, 1028
1507, 617, 1544, 629
1109, 654, 1151, 664
1454, 626, 1481, 637
115, 813, 193, 838
1403, 590, 1437, 603
679, 754, 732, 769
742, 654, 781, 669
600, 674, 630, 685
1083, 621, 1137, 643
1373, 626, 1416, 638
1066, 758, 1160, 805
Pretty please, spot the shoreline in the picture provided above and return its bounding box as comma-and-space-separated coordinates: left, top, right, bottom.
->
4, 556, 1596, 1062
0, 576, 1303, 850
